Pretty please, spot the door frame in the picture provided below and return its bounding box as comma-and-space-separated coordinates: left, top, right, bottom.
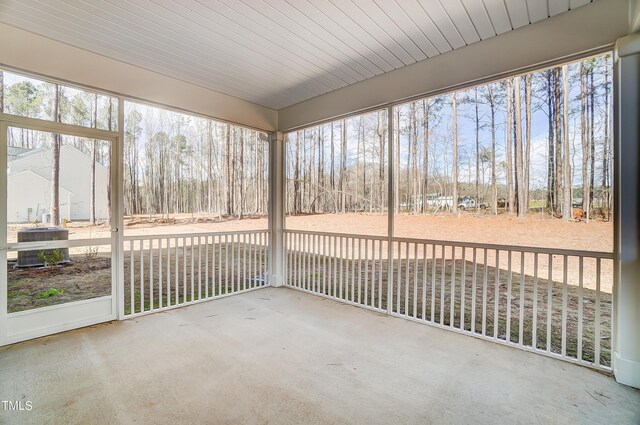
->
0, 112, 123, 345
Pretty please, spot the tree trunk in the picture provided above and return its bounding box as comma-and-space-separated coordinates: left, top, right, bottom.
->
452, 93, 458, 214
422, 99, 430, 214
411, 103, 418, 214
553, 68, 563, 218
506, 80, 514, 214
546, 71, 556, 213
51, 85, 62, 225
514, 77, 525, 218
524, 75, 532, 213
474, 88, 480, 212
562, 65, 572, 221
489, 86, 497, 215
580, 63, 590, 223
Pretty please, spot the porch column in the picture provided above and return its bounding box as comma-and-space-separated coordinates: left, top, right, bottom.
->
613, 32, 640, 389
268, 131, 285, 287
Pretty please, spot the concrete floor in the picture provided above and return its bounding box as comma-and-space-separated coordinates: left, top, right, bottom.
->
1, 287, 639, 425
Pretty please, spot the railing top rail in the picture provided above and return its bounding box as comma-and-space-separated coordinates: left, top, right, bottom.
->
284, 229, 613, 259
123, 229, 269, 241
284, 229, 386, 241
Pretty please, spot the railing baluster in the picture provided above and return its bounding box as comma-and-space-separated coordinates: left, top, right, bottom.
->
205, 237, 209, 298
371, 240, 377, 308
595, 258, 601, 366
351, 238, 356, 302
397, 241, 402, 314
506, 250, 512, 341
340, 236, 344, 300
431, 244, 436, 323
217, 236, 222, 295
532, 253, 538, 349
378, 240, 383, 310
175, 238, 179, 305
159, 238, 163, 309
482, 249, 488, 336
412, 243, 418, 318
547, 254, 553, 352
519, 251, 525, 345
149, 239, 154, 311
129, 241, 134, 315
450, 245, 456, 327
166, 238, 171, 307
562, 255, 568, 357
364, 239, 369, 306
578, 256, 584, 361
191, 237, 195, 301
440, 244, 445, 326
224, 235, 229, 294
494, 250, 500, 339
182, 238, 187, 301
140, 240, 145, 313
421, 243, 427, 321
460, 246, 466, 331
471, 247, 477, 333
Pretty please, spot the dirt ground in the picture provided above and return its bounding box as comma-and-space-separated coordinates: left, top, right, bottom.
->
8, 212, 613, 253
286, 212, 613, 252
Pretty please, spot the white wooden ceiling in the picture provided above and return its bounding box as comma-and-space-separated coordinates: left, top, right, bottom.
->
0, 0, 594, 110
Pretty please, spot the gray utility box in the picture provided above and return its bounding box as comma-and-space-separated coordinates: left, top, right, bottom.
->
17, 227, 70, 267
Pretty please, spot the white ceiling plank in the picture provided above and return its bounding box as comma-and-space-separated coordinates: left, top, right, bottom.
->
287, 0, 395, 73
549, 0, 570, 16
311, 0, 405, 70
374, 0, 440, 58
505, 0, 531, 28
143, 0, 347, 91
327, 0, 416, 66
0, 0, 585, 109
61, 0, 326, 98
417, 0, 466, 49
210, 0, 353, 87
461, 0, 496, 39
526, 0, 549, 23
483, 0, 513, 33
439, 0, 481, 45
233, 0, 363, 84
265, 0, 380, 77
142, 0, 339, 92
356, 0, 429, 61
0, 7, 298, 108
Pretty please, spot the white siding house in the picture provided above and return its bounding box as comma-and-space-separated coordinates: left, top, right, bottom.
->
7, 145, 109, 223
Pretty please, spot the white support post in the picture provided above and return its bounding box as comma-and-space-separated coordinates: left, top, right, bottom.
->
116, 97, 125, 319
613, 32, 640, 389
387, 105, 394, 315
269, 131, 285, 287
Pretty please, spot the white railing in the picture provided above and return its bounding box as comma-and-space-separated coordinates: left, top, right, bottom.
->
124, 230, 269, 317
284, 230, 614, 371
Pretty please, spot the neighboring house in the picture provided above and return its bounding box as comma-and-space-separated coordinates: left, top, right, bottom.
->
7, 145, 109, 223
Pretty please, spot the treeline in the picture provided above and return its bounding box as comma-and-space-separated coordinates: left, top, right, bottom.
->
124, 104, 269, 219
286, 53, 613, 221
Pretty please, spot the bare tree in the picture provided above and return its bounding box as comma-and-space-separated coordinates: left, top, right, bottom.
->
562, 65, 572, 221
50, 84, 62, 226
506, 79, 514, 213
513, 77, 525, 218
452, 92, 458, 214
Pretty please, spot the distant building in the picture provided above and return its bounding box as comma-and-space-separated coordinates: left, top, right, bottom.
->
7, 145, 109, 223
